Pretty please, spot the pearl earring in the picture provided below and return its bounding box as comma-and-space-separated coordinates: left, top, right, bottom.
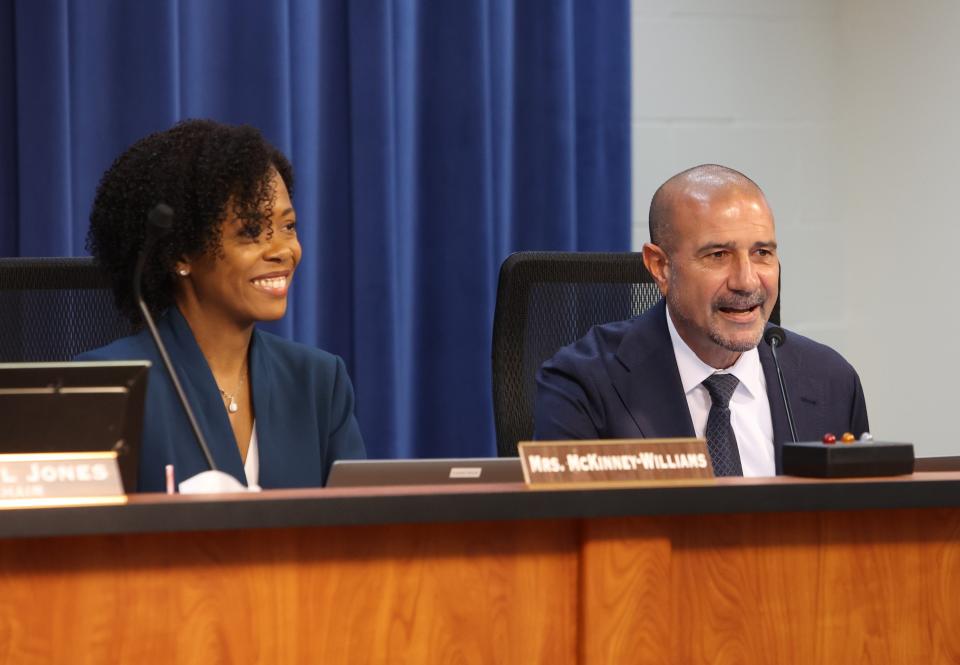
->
178, 269, 189, 276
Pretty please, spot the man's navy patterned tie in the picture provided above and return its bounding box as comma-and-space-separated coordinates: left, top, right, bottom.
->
702, 373, 743, 477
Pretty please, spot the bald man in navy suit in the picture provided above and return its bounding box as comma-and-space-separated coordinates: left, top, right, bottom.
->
534, 165, 868, 476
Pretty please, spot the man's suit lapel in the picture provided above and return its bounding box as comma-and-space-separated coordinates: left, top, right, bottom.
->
758, 343, 788, 474
758, 329, 823, 473
605, 304, 818, 473
609, 301, 696, 439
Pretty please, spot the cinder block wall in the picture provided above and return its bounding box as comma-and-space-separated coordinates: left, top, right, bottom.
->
631, 0, 960, 455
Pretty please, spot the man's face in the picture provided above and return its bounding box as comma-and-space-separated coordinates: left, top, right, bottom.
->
655, 187, 779, 369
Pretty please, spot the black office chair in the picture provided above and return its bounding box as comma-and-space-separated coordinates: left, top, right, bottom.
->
0, 257, 134, 362
490, 251, 781, 456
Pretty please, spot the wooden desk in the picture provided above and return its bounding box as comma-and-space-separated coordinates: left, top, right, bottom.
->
2, 473, 960, 664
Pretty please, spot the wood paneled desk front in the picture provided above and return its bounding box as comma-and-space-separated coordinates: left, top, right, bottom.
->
2, 472, 960, 664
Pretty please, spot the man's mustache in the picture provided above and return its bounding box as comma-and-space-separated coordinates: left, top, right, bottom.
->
713, 292, 766, 311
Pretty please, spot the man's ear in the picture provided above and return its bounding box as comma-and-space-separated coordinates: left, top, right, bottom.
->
642, 242, 670, 295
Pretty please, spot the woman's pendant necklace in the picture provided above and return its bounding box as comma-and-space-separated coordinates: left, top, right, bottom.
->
221, 392, 239, 413
218, 358, 246, 415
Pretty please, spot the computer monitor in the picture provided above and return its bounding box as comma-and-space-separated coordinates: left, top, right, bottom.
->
0, 361, 150, 492
325, 457, 524, 488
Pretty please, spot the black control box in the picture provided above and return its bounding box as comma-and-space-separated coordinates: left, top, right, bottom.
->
782, 441, 915, 478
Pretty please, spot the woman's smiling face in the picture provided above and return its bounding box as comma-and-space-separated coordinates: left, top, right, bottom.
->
176, 170, 301, 327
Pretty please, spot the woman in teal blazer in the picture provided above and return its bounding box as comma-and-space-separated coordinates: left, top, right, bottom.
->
80, 120, 365, 491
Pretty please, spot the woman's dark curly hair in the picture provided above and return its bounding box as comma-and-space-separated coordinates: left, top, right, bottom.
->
87, 119, 294, 324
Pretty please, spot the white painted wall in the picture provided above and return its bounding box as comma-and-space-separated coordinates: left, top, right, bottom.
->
631, 0, 960, 455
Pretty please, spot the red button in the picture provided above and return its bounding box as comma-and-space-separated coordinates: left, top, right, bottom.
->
822, 433, 837, 444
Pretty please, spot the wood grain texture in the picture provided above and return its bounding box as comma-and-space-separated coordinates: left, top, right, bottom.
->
581, 509, 960, 665
3, 505, 959, 664
0, 520, 578, 665
579, 518, 674, 665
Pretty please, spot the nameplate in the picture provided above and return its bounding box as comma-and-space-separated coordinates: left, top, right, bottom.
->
0, 452, 126, 509
518, 438, 714, 487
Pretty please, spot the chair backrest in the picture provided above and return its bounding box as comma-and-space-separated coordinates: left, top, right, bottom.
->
491, 252, 660, 456
0, 257, 134, 362
490, 251, 782, 456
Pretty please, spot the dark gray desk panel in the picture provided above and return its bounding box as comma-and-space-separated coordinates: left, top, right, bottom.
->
2, 472, 960, 539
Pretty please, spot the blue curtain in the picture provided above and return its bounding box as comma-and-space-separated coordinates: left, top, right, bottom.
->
0, 0, 631, 458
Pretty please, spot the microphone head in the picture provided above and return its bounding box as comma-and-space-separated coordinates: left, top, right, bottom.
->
147, 203, 174, 236
764, 326, 787, 348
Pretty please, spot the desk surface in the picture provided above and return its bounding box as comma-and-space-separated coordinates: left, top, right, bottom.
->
3, 472, 960, 663
3, 470, 960, 539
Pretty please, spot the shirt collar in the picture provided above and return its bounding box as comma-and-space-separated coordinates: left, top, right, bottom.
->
665, 304, 765, 400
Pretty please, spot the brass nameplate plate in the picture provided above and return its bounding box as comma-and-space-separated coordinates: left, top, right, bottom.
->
0, 451, 126, 509
518, 438, 714, 487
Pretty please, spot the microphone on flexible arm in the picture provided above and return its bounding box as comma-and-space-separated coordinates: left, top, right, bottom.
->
763, 326, 799, 443
765, 324, 914, 478
134, 204, 246, 493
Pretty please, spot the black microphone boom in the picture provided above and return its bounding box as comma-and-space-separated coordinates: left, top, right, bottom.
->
134, 203, 218, 472
764, 326, 799, 444
768, 325, 915, 478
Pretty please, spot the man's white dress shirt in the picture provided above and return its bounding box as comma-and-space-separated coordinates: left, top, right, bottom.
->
665, 306, 776, 477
